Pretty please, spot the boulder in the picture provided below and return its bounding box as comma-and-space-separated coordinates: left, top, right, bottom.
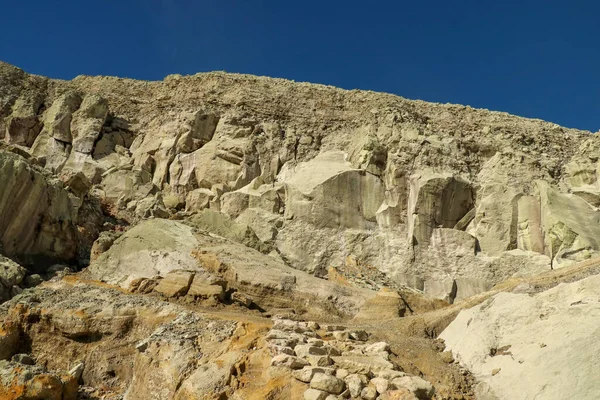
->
235, 207, 282, 243
304, 388, 328, 400
88, 219, 200, 287
185, 188, 215, 212
4, 95, 43, 147
70, 94, 109, 154
361, 386, 378, 400
0, 256, 27, 301
0, 360, 78, 400
43, 92, 82, 143
353, 288, 405, 321
310, 372, 345, 394
271, 354, 309, 369
380, 388, 419, 400
187, 273, 225, 300
0, 151, 80, 264
370, 377, 393, 394
153, 270, 194, 297
345, 373, 367, 397
391, 376, 434, 399
221, 178, 285, 218
100, 168, 156, 205
441, 273, 600, 400
186, 209, 270, 253
332, 354, 394, 374
365, 342, 391, 353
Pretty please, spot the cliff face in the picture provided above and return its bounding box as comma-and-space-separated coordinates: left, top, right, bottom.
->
2, 62, 600, 399
1, 61, 599, 302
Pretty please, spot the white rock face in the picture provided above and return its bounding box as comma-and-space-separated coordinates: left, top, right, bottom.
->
4, 61, 600, 303
440, 274, 600, 400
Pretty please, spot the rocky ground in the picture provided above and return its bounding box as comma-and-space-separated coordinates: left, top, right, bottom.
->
1, 61, 600, 399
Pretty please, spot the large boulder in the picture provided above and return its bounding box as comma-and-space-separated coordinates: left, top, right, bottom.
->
0, 151, 79, 265
441, 273, 600, 400
3, 94, 43, 147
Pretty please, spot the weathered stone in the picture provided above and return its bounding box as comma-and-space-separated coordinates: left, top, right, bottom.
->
187, 272, 225, 300
304, 388, 329, 400
44, 92, 82, 143
379, 388, 419, 400
407, 171, 473, 247
153, 270, 194, 297
336, 368, 349, 380
0, 256, 26, 289
231, 292, 253, 307
353, 288, 406, 322
185, 188, 215, 211
361, 386, 378, 400
268, 344, 295, 356
270, 354, 309, 369
68, 361, 84, 380
349, 330, 369, 341
0, 360, 78, 400
4, 96, 43, 146
371, 377, 393, 394
293, 366, 334, 383
441, 272, 600, 400
423, 279, 456, 303
283, 151, 385, 230
391, 376, 434, 400
307, 355, 333, 367
70, 94, 109, 154
375, 369, 406, 380
295, 344, 328, 358
332, 355, 394, 374
310, 372, 345, 394
537, 180, 600, 266
365, 342, 391, 353
0, 152, 80, 264
345, 374, 367, 398
332, 331, 350, 341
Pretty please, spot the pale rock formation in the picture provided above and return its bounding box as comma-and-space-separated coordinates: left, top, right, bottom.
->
441, 273, 600, 400
3, 60, 600, 303
0, 151, 80, 265
87, 218, 376, 317
281, 151, 385, 230
0, 256, 27, 301
407, 170, 473, 247
537, 180, 600, 266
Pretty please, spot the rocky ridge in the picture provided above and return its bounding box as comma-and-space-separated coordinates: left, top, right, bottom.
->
0, 61, 599, 399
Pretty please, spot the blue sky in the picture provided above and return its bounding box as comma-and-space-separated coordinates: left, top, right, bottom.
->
2, 1, 598, 130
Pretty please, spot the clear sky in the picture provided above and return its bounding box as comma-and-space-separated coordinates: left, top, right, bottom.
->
2, 1, 598, 131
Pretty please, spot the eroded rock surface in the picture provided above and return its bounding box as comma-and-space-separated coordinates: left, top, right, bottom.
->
441, 273, 600, 400
1, 61, 599, 299
2, 61, 600, 399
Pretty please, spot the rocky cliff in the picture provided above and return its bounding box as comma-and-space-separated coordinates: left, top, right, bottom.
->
0, 61, 599, 399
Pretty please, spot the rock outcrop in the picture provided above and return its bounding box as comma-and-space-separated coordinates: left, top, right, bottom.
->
2, 61, 600, 301
2, 61, 600, 399
440, 272, 600, 400
0, 151, 80, 265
